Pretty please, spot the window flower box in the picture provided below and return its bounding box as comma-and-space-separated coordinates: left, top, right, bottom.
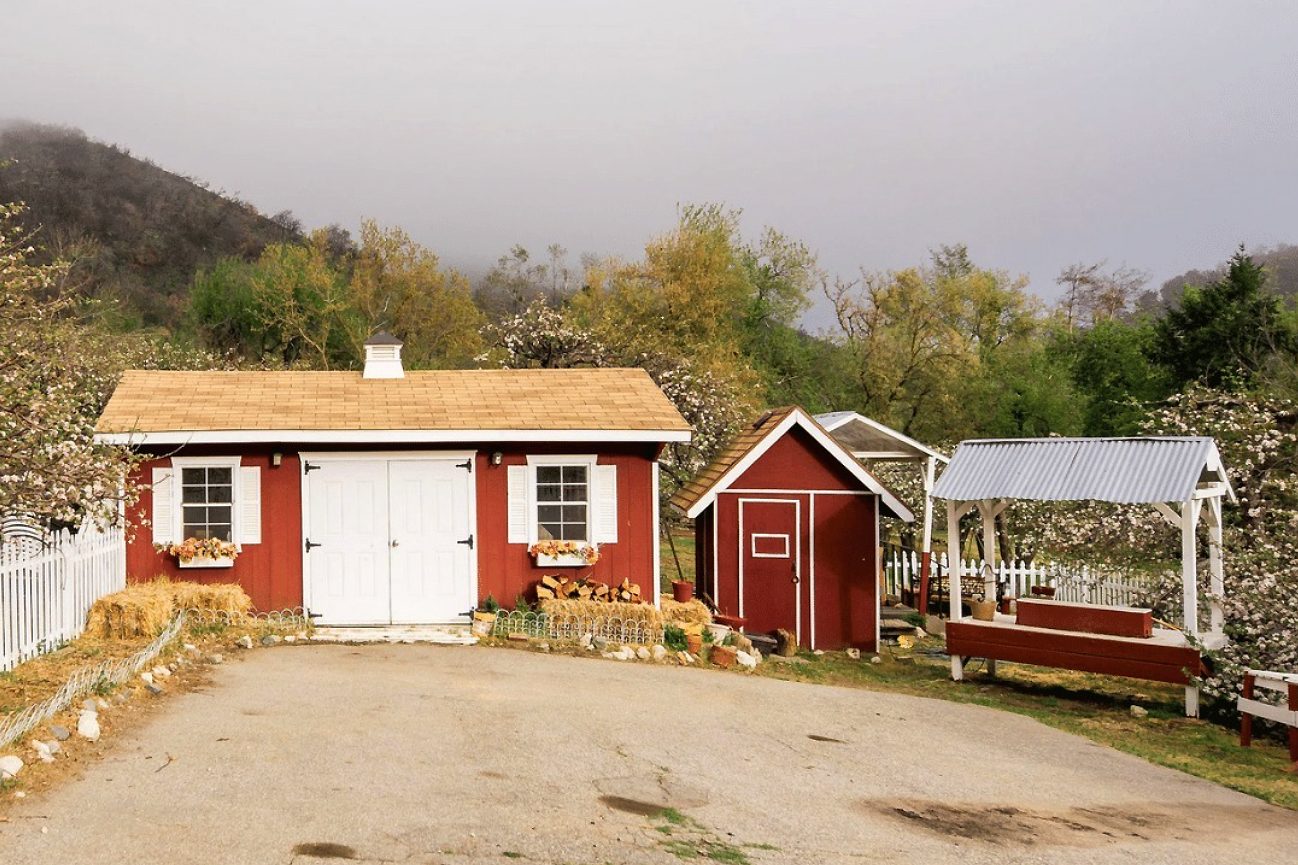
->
155, 538, 240, 569
177, 555, 236, 569
528, 541, 599, 568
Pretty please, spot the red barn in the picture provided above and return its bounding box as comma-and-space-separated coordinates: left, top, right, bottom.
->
94, 335, 690, 624
671, 407, 912, 651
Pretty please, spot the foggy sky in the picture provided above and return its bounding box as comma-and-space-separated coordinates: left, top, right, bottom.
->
8, 1, 1298, 327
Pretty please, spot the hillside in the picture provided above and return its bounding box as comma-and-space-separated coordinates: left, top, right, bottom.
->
0, 122, 299, 328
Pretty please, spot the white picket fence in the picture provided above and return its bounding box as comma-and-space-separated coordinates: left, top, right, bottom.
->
1, 525, 126, 672
884, 549, 1152, 608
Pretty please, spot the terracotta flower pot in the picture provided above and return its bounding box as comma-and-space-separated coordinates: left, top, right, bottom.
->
685, 633, 703, 654
971, 600, 997, 621
671, 580, 694, 603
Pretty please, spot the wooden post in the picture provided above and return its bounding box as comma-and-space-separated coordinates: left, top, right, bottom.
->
1206, 496, 1224, 634
947, 499, 963, 682
1180, 499, 1200, 638
1240, 672, 1255, 747
980, 500, 998, 676
1290, 683, 1298, 764
918, 456, 936, 614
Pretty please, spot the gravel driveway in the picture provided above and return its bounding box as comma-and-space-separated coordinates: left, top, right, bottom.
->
2, 644, 1295, 864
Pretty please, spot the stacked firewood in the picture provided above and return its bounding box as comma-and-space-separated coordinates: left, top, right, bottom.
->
535, 575, 642, 603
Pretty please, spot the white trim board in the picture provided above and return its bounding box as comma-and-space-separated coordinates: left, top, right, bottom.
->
97, 428, 690, 446
684, 408, 915, 523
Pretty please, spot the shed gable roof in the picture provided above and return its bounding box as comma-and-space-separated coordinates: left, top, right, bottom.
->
814, 411, 948, 463
95, 368, 691, 444
931, 437, 1235, 504
670, 406, 914, 521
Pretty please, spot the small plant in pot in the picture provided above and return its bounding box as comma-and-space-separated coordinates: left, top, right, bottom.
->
472, 595, 500, 636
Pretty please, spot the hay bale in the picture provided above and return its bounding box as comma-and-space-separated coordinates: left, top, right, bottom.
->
659, 596, 712, 626
169, 581, 252, 616
86, 583, 175, 639
538, 598, 663, 630
85, 580, 253, 638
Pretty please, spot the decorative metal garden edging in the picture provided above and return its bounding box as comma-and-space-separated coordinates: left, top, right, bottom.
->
0, 611, 188, 750
490, 609, 663, 646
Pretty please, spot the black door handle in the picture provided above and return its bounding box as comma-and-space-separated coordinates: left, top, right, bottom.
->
305, 539, 322, 553
458, 535, 474, 550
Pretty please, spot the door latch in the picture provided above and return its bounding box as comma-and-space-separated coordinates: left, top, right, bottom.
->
457, 459, 472, 473
304, 461, 321, 474
305, 538, 322, 553
458, 534, 474, 550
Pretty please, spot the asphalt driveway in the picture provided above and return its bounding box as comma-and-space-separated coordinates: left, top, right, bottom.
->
2, 644, 1296, 864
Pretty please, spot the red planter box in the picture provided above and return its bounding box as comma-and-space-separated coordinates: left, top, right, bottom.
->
1015, 598, 1153, 638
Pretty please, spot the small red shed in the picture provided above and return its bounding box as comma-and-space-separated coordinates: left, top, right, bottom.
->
671, 407, 913, 651
93, 335, 690, 624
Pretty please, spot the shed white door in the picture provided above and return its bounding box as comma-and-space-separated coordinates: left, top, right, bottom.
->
305, 457, 474, 625
306, 460, 391, 625
389, 459, 473, 623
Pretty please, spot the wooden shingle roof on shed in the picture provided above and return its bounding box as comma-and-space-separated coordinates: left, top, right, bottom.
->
671, 406, 914, 521
95, 368, 691, 444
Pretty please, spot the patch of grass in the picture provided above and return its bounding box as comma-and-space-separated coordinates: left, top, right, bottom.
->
756, 645, 1298, 810
661, 530, 696, 586
651, 810, 754, 864
501, 852, 524, 859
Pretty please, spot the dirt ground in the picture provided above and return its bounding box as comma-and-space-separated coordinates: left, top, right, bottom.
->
2, 644, 1296, 865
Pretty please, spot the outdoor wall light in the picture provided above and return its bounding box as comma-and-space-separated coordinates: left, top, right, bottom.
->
491, 451, 503, 466
272, 452, 283, 467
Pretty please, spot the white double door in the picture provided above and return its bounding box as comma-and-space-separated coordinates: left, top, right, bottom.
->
306, 457, 474, 625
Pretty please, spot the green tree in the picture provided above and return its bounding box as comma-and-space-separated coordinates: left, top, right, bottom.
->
1151, 246, 1295, 388
1064, 318, 1170, 435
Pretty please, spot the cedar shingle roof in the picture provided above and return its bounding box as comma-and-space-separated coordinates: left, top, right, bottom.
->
670, 407, 799, 513
96, 368, 690, 436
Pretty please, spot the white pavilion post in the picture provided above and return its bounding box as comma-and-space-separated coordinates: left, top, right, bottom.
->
980, 499, 999, 676
1206, 496, 1224, 634
919, 456, 937, 612
1180, 497, 1202, 717
947, 499, 964, 681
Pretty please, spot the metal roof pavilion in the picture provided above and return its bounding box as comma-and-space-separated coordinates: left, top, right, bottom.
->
932, 437, 1236, 505
933, 434, 1235, 718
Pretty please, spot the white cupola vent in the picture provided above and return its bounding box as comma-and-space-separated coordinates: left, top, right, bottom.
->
363, 331, 404, 379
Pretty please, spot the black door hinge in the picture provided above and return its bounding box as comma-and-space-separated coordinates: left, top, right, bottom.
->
458, 534, 474, 550
305, 538, 322, 553
304, 462, 321, 474
457, 459, 472, 473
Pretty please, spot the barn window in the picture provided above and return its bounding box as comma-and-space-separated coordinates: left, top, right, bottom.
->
181, 466, 234, 541
536, 464, 589, 542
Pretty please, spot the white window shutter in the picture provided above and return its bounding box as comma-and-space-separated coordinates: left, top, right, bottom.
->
593, 464, 618, 544
239, 466, 262, 545
507, 465, 530, 543
151, 467, 175, 544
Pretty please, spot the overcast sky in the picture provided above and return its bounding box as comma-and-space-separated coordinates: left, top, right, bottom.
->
8, 1, 1298, 327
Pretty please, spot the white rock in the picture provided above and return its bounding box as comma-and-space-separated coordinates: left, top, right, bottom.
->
651, 645, 668, 661
236, 635, 254, 649
538, 642, 551, 653
845, 648, 861, 660
31, 740, 53, 763
813, 649, 825, 656
152, 665, 171, 679
183, 642, 198, 653
283, 635, 297, 644
635, 647, 650, 660
0, 754, 24, 779
14, 790, 25, 798
1130, 705, 1149, 719
579, 633, 593, 649
77, 710, 101, 742
209, 653, 224, 664
735, 651, 758, 670
140, 672, 154, 685
870, 655, 883, 665
96, 697, 110, 710
45, 739, 61, 756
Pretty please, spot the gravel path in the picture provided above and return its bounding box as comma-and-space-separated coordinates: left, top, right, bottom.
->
2, 644, 1295, 864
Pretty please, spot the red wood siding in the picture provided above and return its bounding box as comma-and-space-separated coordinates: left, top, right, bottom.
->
123, 442, 660, 615
810, 493, 877, 650
126, 450, 303, 612
474, 446, 659, 608
732, 426, 861, 491
695, 421, 880, 650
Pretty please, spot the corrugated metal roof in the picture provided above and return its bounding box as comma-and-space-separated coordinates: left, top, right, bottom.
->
931, 437, 1232, 504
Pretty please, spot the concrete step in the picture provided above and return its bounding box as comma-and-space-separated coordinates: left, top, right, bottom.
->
310, 625, 477, 646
